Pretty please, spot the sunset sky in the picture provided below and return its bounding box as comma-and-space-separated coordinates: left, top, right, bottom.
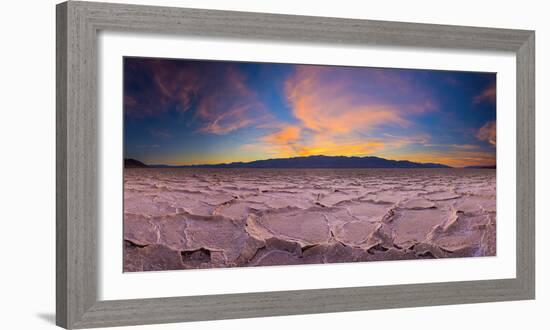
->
124, 57, 496, 167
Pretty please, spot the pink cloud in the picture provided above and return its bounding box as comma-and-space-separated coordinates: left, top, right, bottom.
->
124, 59, 268, 134
124, 95, 138, 107
474, 84, 496, 104
194, 67, 269, 135
476, 120, 496, 146
284, 66, 411, 135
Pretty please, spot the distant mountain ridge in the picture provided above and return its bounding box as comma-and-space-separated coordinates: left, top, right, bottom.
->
125, 155, 453, 169
464, 165, 496, 169
124, 158, 148, 168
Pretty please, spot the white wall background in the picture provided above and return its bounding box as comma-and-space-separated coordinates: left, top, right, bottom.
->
0, 0, 547, 329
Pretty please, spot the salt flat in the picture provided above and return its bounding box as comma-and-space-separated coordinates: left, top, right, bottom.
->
123, 168, 496, 272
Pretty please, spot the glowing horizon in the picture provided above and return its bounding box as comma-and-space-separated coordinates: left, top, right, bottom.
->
124, 57, 496, 168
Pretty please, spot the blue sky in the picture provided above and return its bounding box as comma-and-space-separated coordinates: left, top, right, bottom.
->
124, 57, 496, 167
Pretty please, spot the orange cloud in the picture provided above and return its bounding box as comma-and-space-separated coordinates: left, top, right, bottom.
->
476, 121, 496, 146
474, 84, 496, 104
285, 66, 410, 134
263, 125, 301, 145
296, 139, 385, 158
259, 125, 303, 156
255, 124, 386, 159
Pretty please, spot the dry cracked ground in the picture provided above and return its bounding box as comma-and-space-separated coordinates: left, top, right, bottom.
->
123, 168, 496, 272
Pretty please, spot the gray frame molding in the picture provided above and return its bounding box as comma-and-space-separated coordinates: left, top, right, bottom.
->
56, 1, 535, 328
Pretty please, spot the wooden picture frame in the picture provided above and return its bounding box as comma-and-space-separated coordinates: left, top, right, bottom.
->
56, 1, 535, 328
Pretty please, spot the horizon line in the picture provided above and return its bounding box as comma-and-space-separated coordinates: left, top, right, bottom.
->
124, 154, 497, 169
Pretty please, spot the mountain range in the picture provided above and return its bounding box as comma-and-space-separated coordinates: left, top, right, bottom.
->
124, 155, 454, 169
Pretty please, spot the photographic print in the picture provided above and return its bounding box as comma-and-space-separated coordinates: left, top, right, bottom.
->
123, 57, 496, 272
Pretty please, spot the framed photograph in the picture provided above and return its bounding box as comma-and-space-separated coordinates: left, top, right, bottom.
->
56, 1, 535, 328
